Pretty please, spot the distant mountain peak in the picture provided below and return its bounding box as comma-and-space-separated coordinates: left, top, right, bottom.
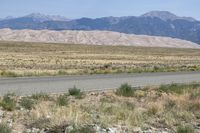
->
25, 13, 70, 22
26, 13, 46, 18
141, 11, 196, 22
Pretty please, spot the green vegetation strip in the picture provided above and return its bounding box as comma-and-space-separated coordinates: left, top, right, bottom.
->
0, 83, 199, 132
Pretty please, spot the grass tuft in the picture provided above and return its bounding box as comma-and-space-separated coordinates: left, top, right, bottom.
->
0, 123, 11, 133
0, 93, 16, 111
115, 83, 135, 97
68, 86, 84, 99
177, 126, 194, 133
0, 70, 18, 77
68, 125, 95, 133
56, 95, 68, 106
31, 92, 51, 101
159, 83, 200, 94
19, 97, 35, 110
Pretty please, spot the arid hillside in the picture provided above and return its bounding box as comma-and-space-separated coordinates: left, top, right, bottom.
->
0, 29, 199, 48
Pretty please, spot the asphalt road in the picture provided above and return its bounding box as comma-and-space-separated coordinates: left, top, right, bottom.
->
0, 71, 200, 96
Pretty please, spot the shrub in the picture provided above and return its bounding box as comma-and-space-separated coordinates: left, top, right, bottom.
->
0, 93, 16, 111
159, 83, 182, 94
153, 66, 160, 72
164, 100, 176, 110
19, 97, 35, 110
158, 83, 200, 94
0, 124, 11, 133
0, 70, 18, 77
190, 92, 200, 100
28, 118, 51, 129
116, 83, 134, 97
177, 126, 194, 133
69, 125, 95, 133
123, 101, 135, 110
58, 70, 67, 75
69, 86, 81, 96
103, 63, 112, 69
188, 102, 200, 112
134, 90, 146, 98
31, 92, 51, 101
56, 95, 68, 106
147, 106, 159, 116
68, 86, 84, 99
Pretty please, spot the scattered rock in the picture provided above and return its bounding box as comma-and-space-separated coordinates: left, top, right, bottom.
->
0, 109, 4, 117
25, 129, 31, 133
31, 127, 40, 133
65, 125, 74, 133
133, 127, 142, 133
107, 127, 118, 133
7, 119, 13, 128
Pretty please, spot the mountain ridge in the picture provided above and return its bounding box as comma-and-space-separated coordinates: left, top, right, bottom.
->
141, 11, 196, 22
0, 11, 200, 44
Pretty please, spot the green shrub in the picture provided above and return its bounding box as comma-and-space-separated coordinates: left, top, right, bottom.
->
190, 92, 200, 100
69, 125, 94, 133
147, 106, 158, 116
68, 86, 84, 99
159, 83, 200, 94
58, 70, 67, 75
188, 103, 200, 111
153, 66, 160, 72
19, 97, 35, 110
177, 126, 194, 133
123, 101, 135, 110
31, 92, 51, 101
0, 93, 16, 111
0, 70, 18, 77
116, 83, 134, 97
0, 124, 11, 133
164, 100, 176, 110
69, 86, 81, 96
56, 95, 68, 106
159, 83, 182, 94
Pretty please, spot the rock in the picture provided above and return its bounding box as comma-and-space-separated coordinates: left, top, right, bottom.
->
161, 128, 169, 133
7, 119, 13, 128
133, 127, 142, 133
90, 92, 96, 96
65, 126, 74, 133
31, 128, 40, 133
0, 110, 4, 117
102, 128, 107, 132
143, 129, 152, 133
107, 127, 118, 133
95, 125, 101, 132
25, 129, 31, 133
101, 92, 106, 96
161, 131, 168, 133
46, 115, 51, 119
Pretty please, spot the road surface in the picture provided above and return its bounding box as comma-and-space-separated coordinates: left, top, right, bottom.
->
0, 72, 200, 96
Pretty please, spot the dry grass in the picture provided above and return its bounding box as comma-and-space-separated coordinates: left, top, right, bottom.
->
0, 41, 200, 77
0, 83, 199, 132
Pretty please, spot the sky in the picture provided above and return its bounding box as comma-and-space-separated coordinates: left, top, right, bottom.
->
0, 0, 200, 20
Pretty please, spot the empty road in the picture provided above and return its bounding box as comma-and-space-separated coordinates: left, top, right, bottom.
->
0, 72, 200, 96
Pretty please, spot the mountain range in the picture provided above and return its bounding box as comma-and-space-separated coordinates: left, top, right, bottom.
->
0, 11, 200, 44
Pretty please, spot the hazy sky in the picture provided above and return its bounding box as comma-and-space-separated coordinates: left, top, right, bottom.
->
0, 0, 199, 19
